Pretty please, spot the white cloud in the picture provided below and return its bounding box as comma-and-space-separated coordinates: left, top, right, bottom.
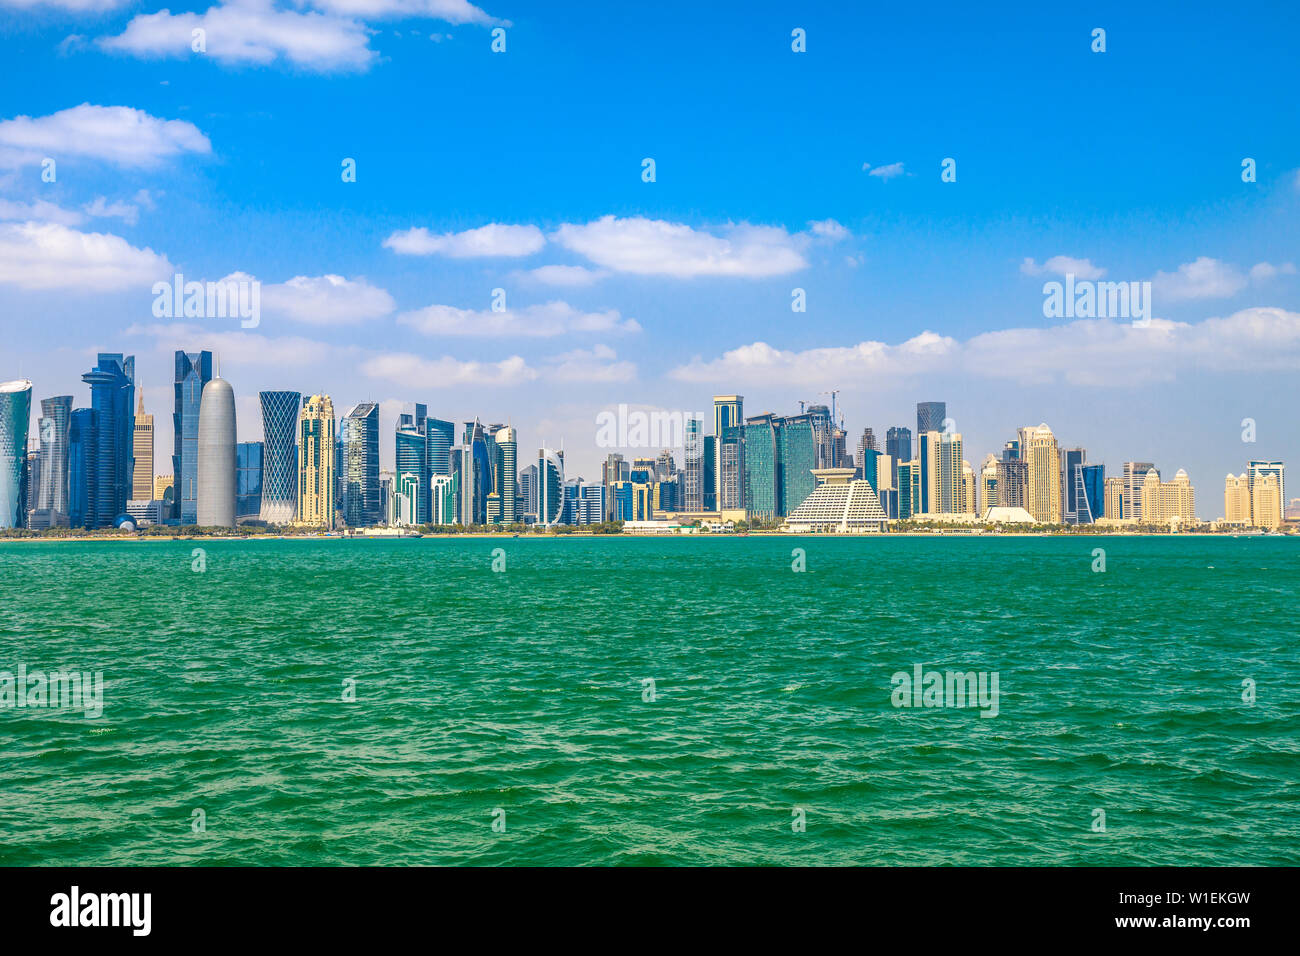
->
383, 222, 545, 257
360, 352, 535, 387
1021, 256, 1107, 280
807, 218, 849, 240
543, 344, 636, 383
865, 162, 905, 180
1150, 256, 1247, 301
0, 221, 171, 290
0, 197, 86, 226
0, 103, 210, 169
99, 3, 376, 73
671, 308, 1300, 388
553, 216, 808, 278
125, 321, 348, 367
84, 195, 140, 225
259, 273, 395, 324
521, 264, 607, 286
1248, 261, 1296, 281
397, 300, 641, 337
297, 0, 503, 25
0, 0, 126, 10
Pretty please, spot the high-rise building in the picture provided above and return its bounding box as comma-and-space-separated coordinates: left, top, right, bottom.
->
1022, 423, 1062, 523
67, 408, 97, 529
718, 425, 744, 510
684, 417, 704, 513
538, 447, 564, 527
1246, 460, 1285, 526
395, 405, 429, 525
917, 430, 940, 515
82, 353, 135, 527
777, 415, 816, 514
962, 460, 977, 515
460, 420, 493, 525
341, 402, 380, 527
1060, 447, 1086, 524
995, 457, 1028, 510
172, 351, 212, 523
980, 454, 998, 515
1250, 474, 1282, 530
519, 463, 538, 521
742, 414, 779, 518
1224, 473, 1251, 525
132, 390, 154, 501
1140, 468, 1195, 525
856, 427, 878, 472
426, 418, 454, 476
937, 432, 965, 513
804, 404, 834, 469
258, 390, 300, 524
0, 380, 33, 529
494, 425, 518, 524
1079, 463, 1104, 523
196, 376, 236, 528
35, 395, 72, 524
885, 426, 911, 496
916, 401, 946, 438
298, 395, 335, 527
236, 442, 263, 519
712, 395, 742, 507
1105, 476, 1125, 520
1122, 461, 1156, 523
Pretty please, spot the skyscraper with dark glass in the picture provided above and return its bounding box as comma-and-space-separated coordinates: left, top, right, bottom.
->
916, 401, 946, 437
778, 415, 816, 514
395, 404, 428, 525
82, 353, 135, 527
1061, 447, 1087, 524
426, 417, 454, 476
342, 402, 380, 526
172, 350, 212, 523
67, 408, 97, 529
35, 395, 72, 525
0, 380, 33, 529
258, 390, 300, 524
236, 441, 263, 519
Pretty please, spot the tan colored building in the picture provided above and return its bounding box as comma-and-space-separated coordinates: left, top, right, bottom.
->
1139, 468, 1195, 526
1104, 476, 1125, 520
980, 454, 998, 510
1251, 474, 1281, 530
962, 460, 977, 515
1022, 423, 1062, 523
153, 474, 174, 501
132, 391, 154, 500
298, 394, 336, 527
1224, 473, 1251, 525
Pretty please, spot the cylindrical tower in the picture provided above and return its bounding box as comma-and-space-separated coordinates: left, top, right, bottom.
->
196, 377, 236, 527
0, 380, 33, 529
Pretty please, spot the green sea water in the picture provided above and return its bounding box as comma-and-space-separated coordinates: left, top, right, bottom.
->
1, 535, 1296, 866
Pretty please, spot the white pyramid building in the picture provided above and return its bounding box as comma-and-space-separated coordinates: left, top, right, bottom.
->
784, 468, 889, 533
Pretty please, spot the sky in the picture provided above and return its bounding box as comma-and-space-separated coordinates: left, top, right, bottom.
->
1, 0, 1298, 516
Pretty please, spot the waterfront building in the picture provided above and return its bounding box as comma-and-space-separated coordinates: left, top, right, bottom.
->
31, 394, 72, 526
430, 473, 457, 524
131, 390, 154, 501
82, 353, 136, 527
0, 380, 33, 529
258, 391, 300, 524
684, 417, 704, 513
1251, 474, 1281, 530
1139, 468, 1195, 526
172, 351, 212, 523
1224, 473, 1251, 524
916, 401, 946, 438
860, 448, 882, 492
712, 395, 743, 506
980, 454, 998, 513
962, 460, 977, 514
1246, 460, 1285, 526
1104, 476, 1126, 520
1060, 447, 1086, 524
1122, 461, 1157, 523
298, 395, 336, 527
1022, 423, 1062, 523
395, 407, 429, 525
196, 376, 236, 528
67, 408, 96, 529
784, 468, 889, 533
519, 463, 538, 521
885, 426, 911, 497
495, 425, 518, 524
539, 447, 565, 527
342, 402, 380, 527
236, 441, 263, 519
1079, 463, 1105, 523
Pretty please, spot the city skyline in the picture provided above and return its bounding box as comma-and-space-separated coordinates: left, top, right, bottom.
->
0, 3, 1297, 489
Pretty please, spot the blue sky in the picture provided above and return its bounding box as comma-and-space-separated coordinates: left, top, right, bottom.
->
1, 0, 1298, 513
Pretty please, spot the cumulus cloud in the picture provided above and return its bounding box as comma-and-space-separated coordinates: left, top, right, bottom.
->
0, 197, 86, 226
125, 321, 349, 367
521, 264, 607, 286
1248, 261, 1296, 281
297, 0, 503, 25
99, 2, 376, 73
553, 216, 809, 278
397, 300, 640, 337
671, 308, 1300, 388
0, 0, 126, 10
84, 195, 140, 225
360, 352, 535, 388
1021, 256, 1107, 280
258, 273, 395, 324
0, 221, 171, 290
542, 344, 635, 383
807, 218, 850, 240
383, 222, 545, 257
0, 103, 210, 169
1150, 257, 1248, 301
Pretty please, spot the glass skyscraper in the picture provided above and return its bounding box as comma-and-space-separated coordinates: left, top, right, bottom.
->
82, 353, 135, 527
67, 408, 97, 529
34, 394, 72, 524
743, 415, 779, 518
172, 351, 212, 524
917, 401, 946, 437
0, 380, 33, 529
538, 447, 564, 527
236, 441, 264, 519
258, 390, 301, 524
1061, 447, 1087, 523
342, 402, 380, 526
426, 417, 454, 476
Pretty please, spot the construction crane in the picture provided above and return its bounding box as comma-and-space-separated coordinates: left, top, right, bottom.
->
820, 389, 842, 427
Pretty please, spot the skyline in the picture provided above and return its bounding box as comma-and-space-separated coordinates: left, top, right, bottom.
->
1, 1, 1298, 486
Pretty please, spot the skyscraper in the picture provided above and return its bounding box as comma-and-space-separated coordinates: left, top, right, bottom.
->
461, 420, 492, 525
742, 414, 779, 518
538, 447, 564, 527
684, 417, 704, 512
1023, 424, 1062, 523
132, 390, 154, 501
718, 425, 744, 510
916, 401, 946, 437
1250, 473, 1282, 530
1079, 463, 1104, 523
495, 425, 518, 524
67, 408, 97, 529
298, 395, 336, 527
258, 390, 300, 524
342, 402, 380, 527
712, 395, 742, 507
519, 463, 538, 521
172, 351, 212, 523
236, 442, 263, 519
426, 418, 454, 476
196, 376, 236, 528
1060, 447, 1086, 524
35, 395, 72, 523
1122, 461, 1157, 522
1246, 460, 1285, 526
0, 380, 33, 529
82, 354, 135, 527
